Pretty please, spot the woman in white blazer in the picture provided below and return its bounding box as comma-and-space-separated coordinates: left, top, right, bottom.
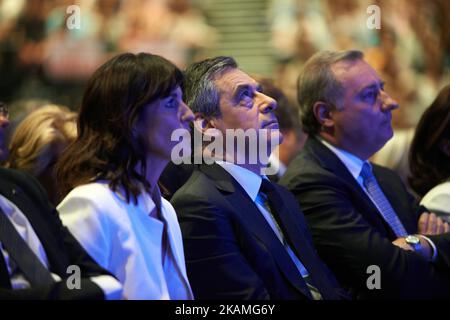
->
56, 52, 194, 299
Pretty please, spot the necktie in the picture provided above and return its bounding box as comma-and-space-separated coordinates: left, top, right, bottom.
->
259, 179, 322, 300
360, 163, 407, 237
0, 206, 55, 288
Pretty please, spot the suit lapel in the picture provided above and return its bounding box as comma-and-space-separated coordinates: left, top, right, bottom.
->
0, 244, 12, 289
305, 137, 393, 236
159, 205, 194, 299
199, 164, 314, 299
271, 184, 340, 299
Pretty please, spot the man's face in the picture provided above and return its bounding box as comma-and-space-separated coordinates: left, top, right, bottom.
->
329, 59, 398, 159
208, 68, 281, 163
0, 112, 10, 162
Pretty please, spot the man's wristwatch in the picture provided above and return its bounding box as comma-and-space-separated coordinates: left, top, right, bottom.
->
405, 235, 422, 252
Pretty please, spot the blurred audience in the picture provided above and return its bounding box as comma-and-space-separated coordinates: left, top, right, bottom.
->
0, 0, 217, 106
409, 85, 450, 222
5, 105, 77, 205
270, 0, 450, 130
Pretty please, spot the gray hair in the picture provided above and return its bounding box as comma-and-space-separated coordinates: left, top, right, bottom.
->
183, 56, 238, 117
297, 50, 364, 135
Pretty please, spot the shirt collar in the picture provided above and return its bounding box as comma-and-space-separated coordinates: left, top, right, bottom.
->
216, 161, 263, 202
318, 137, 369, 180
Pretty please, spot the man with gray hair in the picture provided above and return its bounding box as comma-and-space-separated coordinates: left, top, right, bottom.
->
171, 56, 348, 300
280, 50, 450, 299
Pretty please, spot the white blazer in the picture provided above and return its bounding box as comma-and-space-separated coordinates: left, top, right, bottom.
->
57, 182, 193, 300
421, 181, 450, 223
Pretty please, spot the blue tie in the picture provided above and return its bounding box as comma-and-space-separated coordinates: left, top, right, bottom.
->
360, 163, 407, 237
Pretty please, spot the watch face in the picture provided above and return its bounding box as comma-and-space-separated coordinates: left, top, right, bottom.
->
406, 235, 420, 245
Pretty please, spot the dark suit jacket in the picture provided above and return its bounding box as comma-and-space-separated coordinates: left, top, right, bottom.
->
171, 163, 348, 300
0, 168, 110, 300
159, 162, 194, 200
280, 136, 450, 299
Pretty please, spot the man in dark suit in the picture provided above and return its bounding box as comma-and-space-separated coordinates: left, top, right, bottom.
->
280, 50, 450, 299
0, 107, 121, 299
0, 168, 122, 300
171, 56, 348, 300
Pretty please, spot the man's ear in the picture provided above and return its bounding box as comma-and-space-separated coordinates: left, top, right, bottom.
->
312, 101, 335, 129
193, 114, 221, 137
439, 139, 450, 157
194, 113, 213, 132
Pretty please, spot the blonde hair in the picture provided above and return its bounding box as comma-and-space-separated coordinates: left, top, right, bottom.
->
6, 105, 77, 176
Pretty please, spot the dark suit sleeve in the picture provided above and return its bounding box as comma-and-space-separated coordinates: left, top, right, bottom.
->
416, 205, 450, 269
290, 173, 450, 299
427, 233, 450, 269
172, 193, 270, 300
0, 170, 109, 300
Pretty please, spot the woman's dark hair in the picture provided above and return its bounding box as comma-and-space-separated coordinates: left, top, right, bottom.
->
409, 85, 450, 196
56, 52, 183, 203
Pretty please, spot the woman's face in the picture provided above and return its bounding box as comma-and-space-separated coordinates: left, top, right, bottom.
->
137, 85, 194, 161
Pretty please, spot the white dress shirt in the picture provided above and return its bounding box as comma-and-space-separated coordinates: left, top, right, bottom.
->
216, 161, 309, 278
0, 194, 122, 299
318, 138, 437, 260
57, 182, 193, 300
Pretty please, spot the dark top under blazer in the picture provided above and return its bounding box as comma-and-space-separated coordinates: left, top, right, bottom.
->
171, 163, 348, 300
0, 168, 110, 300
280, 136, 450, 299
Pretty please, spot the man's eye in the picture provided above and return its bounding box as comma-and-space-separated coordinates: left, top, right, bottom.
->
362, 91, 377, 103
240, 89, 253, 100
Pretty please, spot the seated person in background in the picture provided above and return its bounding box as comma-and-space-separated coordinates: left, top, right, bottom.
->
409, 84, 450, 222
0, 103, 121, 300
0, 102, 9, 163
280, 50, 450, 299
5, 105, 77, 205
171, 56, 348, 300
256, 77, 307, 182
56, 52, 194, 300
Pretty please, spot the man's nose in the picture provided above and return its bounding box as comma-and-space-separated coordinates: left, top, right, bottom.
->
380, 91, 399, 111
258, 92, 277, 113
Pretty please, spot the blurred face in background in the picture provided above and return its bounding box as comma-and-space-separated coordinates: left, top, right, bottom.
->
0, 103, 10, 162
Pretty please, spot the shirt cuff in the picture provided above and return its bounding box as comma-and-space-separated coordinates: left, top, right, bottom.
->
418, 235, 438, 262
90, 275, 123, 300
51, 273, 62, 282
